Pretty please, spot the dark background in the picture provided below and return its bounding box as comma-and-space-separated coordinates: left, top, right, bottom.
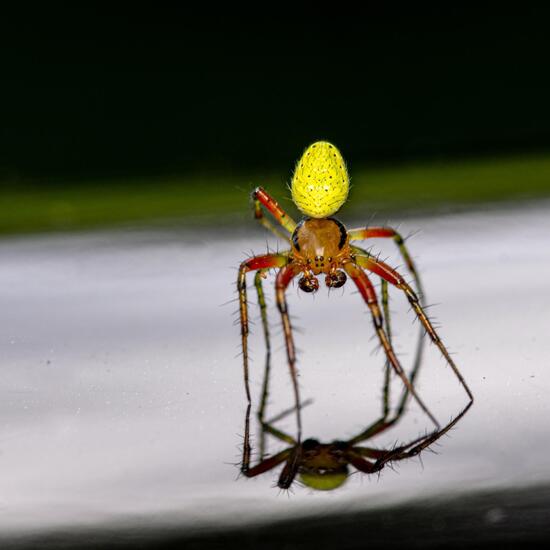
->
2, 6, 550, 183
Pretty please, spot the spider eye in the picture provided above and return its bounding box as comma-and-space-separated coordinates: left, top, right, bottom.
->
299, 276, 319, 293
325, 271, 347, 289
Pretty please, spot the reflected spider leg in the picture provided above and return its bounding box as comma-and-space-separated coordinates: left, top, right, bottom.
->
238, 253, 289, 472
242, 447, 295, 479
353, 252, 474, 405
364, 397, 474, 471
242, 401, 302, 488
343, 262, 440, 428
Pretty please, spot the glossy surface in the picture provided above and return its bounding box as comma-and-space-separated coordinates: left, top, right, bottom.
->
1, 202, 549, 535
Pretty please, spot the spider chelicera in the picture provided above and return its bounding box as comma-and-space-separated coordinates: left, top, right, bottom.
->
237, 141, 474, 471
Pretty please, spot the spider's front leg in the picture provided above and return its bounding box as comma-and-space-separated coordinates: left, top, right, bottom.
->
251, 187, 297, 241
238, 253, 289, 473
343, 262, 439, 428
354, 253, 474, 406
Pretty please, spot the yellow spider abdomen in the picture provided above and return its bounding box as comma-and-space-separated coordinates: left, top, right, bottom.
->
291, 141, 349, 218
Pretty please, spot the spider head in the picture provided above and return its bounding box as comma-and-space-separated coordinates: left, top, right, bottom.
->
291, 141, 349, 218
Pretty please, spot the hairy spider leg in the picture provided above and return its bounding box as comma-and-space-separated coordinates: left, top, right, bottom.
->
252, 186, 297, 240
238, 253, 289, 473
369, 397, 474, 470
343, 262, 440, 428
242, 447, 294, 478
354, 253, 474, 405
249, 187, 297, 455
350, 227, 427, 413
351, 243, 426, 427
242, 402, 303, 486
349, 226, 425, 299
348, 282, 425, 445
254, 270, 273, 460
346, 395, 472, 473
381, 278, 392, 417
275, 264, 303, 440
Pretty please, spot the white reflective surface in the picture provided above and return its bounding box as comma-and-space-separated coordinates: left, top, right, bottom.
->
1, 203, 549, 534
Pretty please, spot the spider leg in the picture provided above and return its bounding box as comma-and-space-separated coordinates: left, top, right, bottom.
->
373, 399, 474, 469
348, 226, 425, 300
254, 270, 272, 460
252, 186, 297, 240
351, 242, 426, 417
241, 400, 302, 487
238, 253, 289, 474
350, 225, 427, 402
348, 277, 393, 443
381, 278, 392, 417
242, 447, 294, 478
343, 262, 439, 429
275, 264, 303, 441
344, 450, 380, 474
348, 278, 426, 446
354, 253, 474, 406
347, 247, 426, 446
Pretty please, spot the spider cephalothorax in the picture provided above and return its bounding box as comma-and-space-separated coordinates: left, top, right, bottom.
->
237, 141, 473, 474
291, 218, 350, 292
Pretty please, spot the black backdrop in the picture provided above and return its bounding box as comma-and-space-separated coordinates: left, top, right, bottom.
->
2, 6, 550, 181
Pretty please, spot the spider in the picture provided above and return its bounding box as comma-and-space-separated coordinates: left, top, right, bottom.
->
237, 141, 473, 469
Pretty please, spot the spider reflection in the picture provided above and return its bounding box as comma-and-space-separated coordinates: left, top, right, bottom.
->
240, 295, 472, 490
241, 397, 470, 491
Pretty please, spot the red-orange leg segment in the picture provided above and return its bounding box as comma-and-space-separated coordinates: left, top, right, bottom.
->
343, 262, 439, 428
354, 253, 474, 405
351, 228, 427, 416
275, 264, 303, 441
252, 186, 297, 239
238, 253, 289, 473
349, 227, 424, 299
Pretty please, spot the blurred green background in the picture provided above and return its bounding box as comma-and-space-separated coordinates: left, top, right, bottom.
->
2, 7, 550, 235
